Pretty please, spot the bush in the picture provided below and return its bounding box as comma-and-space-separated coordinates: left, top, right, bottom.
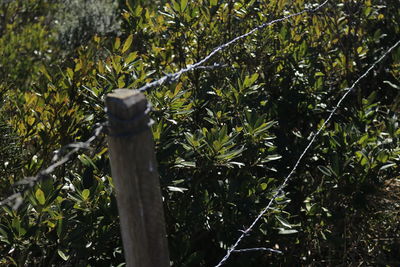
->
55, 0, 121, 49
0, 0, 399, 266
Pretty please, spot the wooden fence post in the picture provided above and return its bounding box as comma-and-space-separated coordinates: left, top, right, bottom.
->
105, 89, 170, 267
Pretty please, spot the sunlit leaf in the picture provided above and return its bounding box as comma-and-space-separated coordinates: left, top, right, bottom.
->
122, 34, 133, 53
35, 189, 46, 205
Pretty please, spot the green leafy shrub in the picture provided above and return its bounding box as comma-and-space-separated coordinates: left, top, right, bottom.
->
0, 0, 399, 266
0, 0, 56, 90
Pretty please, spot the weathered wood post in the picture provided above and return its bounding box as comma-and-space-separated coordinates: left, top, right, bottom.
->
105, 89, 170, 267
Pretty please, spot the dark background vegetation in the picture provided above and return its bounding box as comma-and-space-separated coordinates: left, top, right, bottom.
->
0, 0, 399, 266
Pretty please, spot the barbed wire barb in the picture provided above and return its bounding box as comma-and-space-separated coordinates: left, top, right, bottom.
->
0, 64, 226, 208
213, 38, 400, 267
137, 0, 329, 92
1, 0, 330, 209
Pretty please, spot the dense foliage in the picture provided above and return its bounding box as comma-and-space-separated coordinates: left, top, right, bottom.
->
0, 0, 399, 266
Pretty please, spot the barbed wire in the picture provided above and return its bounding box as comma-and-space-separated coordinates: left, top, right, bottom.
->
213, 39, 400, 267
0, 123, 106, 209
0, 61, 227, 209
137, 0, 329, 92
0, 0, 397, 264
0, 0, 328, 208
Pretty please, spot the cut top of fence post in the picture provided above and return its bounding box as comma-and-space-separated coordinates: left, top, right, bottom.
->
106, 89, 148, 137
107, 89, 145, 111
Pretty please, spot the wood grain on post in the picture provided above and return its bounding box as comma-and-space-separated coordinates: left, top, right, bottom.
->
106, 89, 170, 267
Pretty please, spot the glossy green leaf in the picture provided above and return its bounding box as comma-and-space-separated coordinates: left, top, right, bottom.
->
82, 189, 90, 200
58, 250, 69, 261
278, 229, 298, 235
35, 188, 46, 205
122, 34, 133, 53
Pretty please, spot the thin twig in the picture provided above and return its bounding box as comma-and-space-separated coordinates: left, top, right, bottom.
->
232, 247, 283, 254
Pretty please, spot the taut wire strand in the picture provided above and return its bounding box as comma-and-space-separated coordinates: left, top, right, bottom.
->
213, 39, 400, 267
0, 0, 330, 208
137, 0, 330, 93
0, 123, 106, 209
